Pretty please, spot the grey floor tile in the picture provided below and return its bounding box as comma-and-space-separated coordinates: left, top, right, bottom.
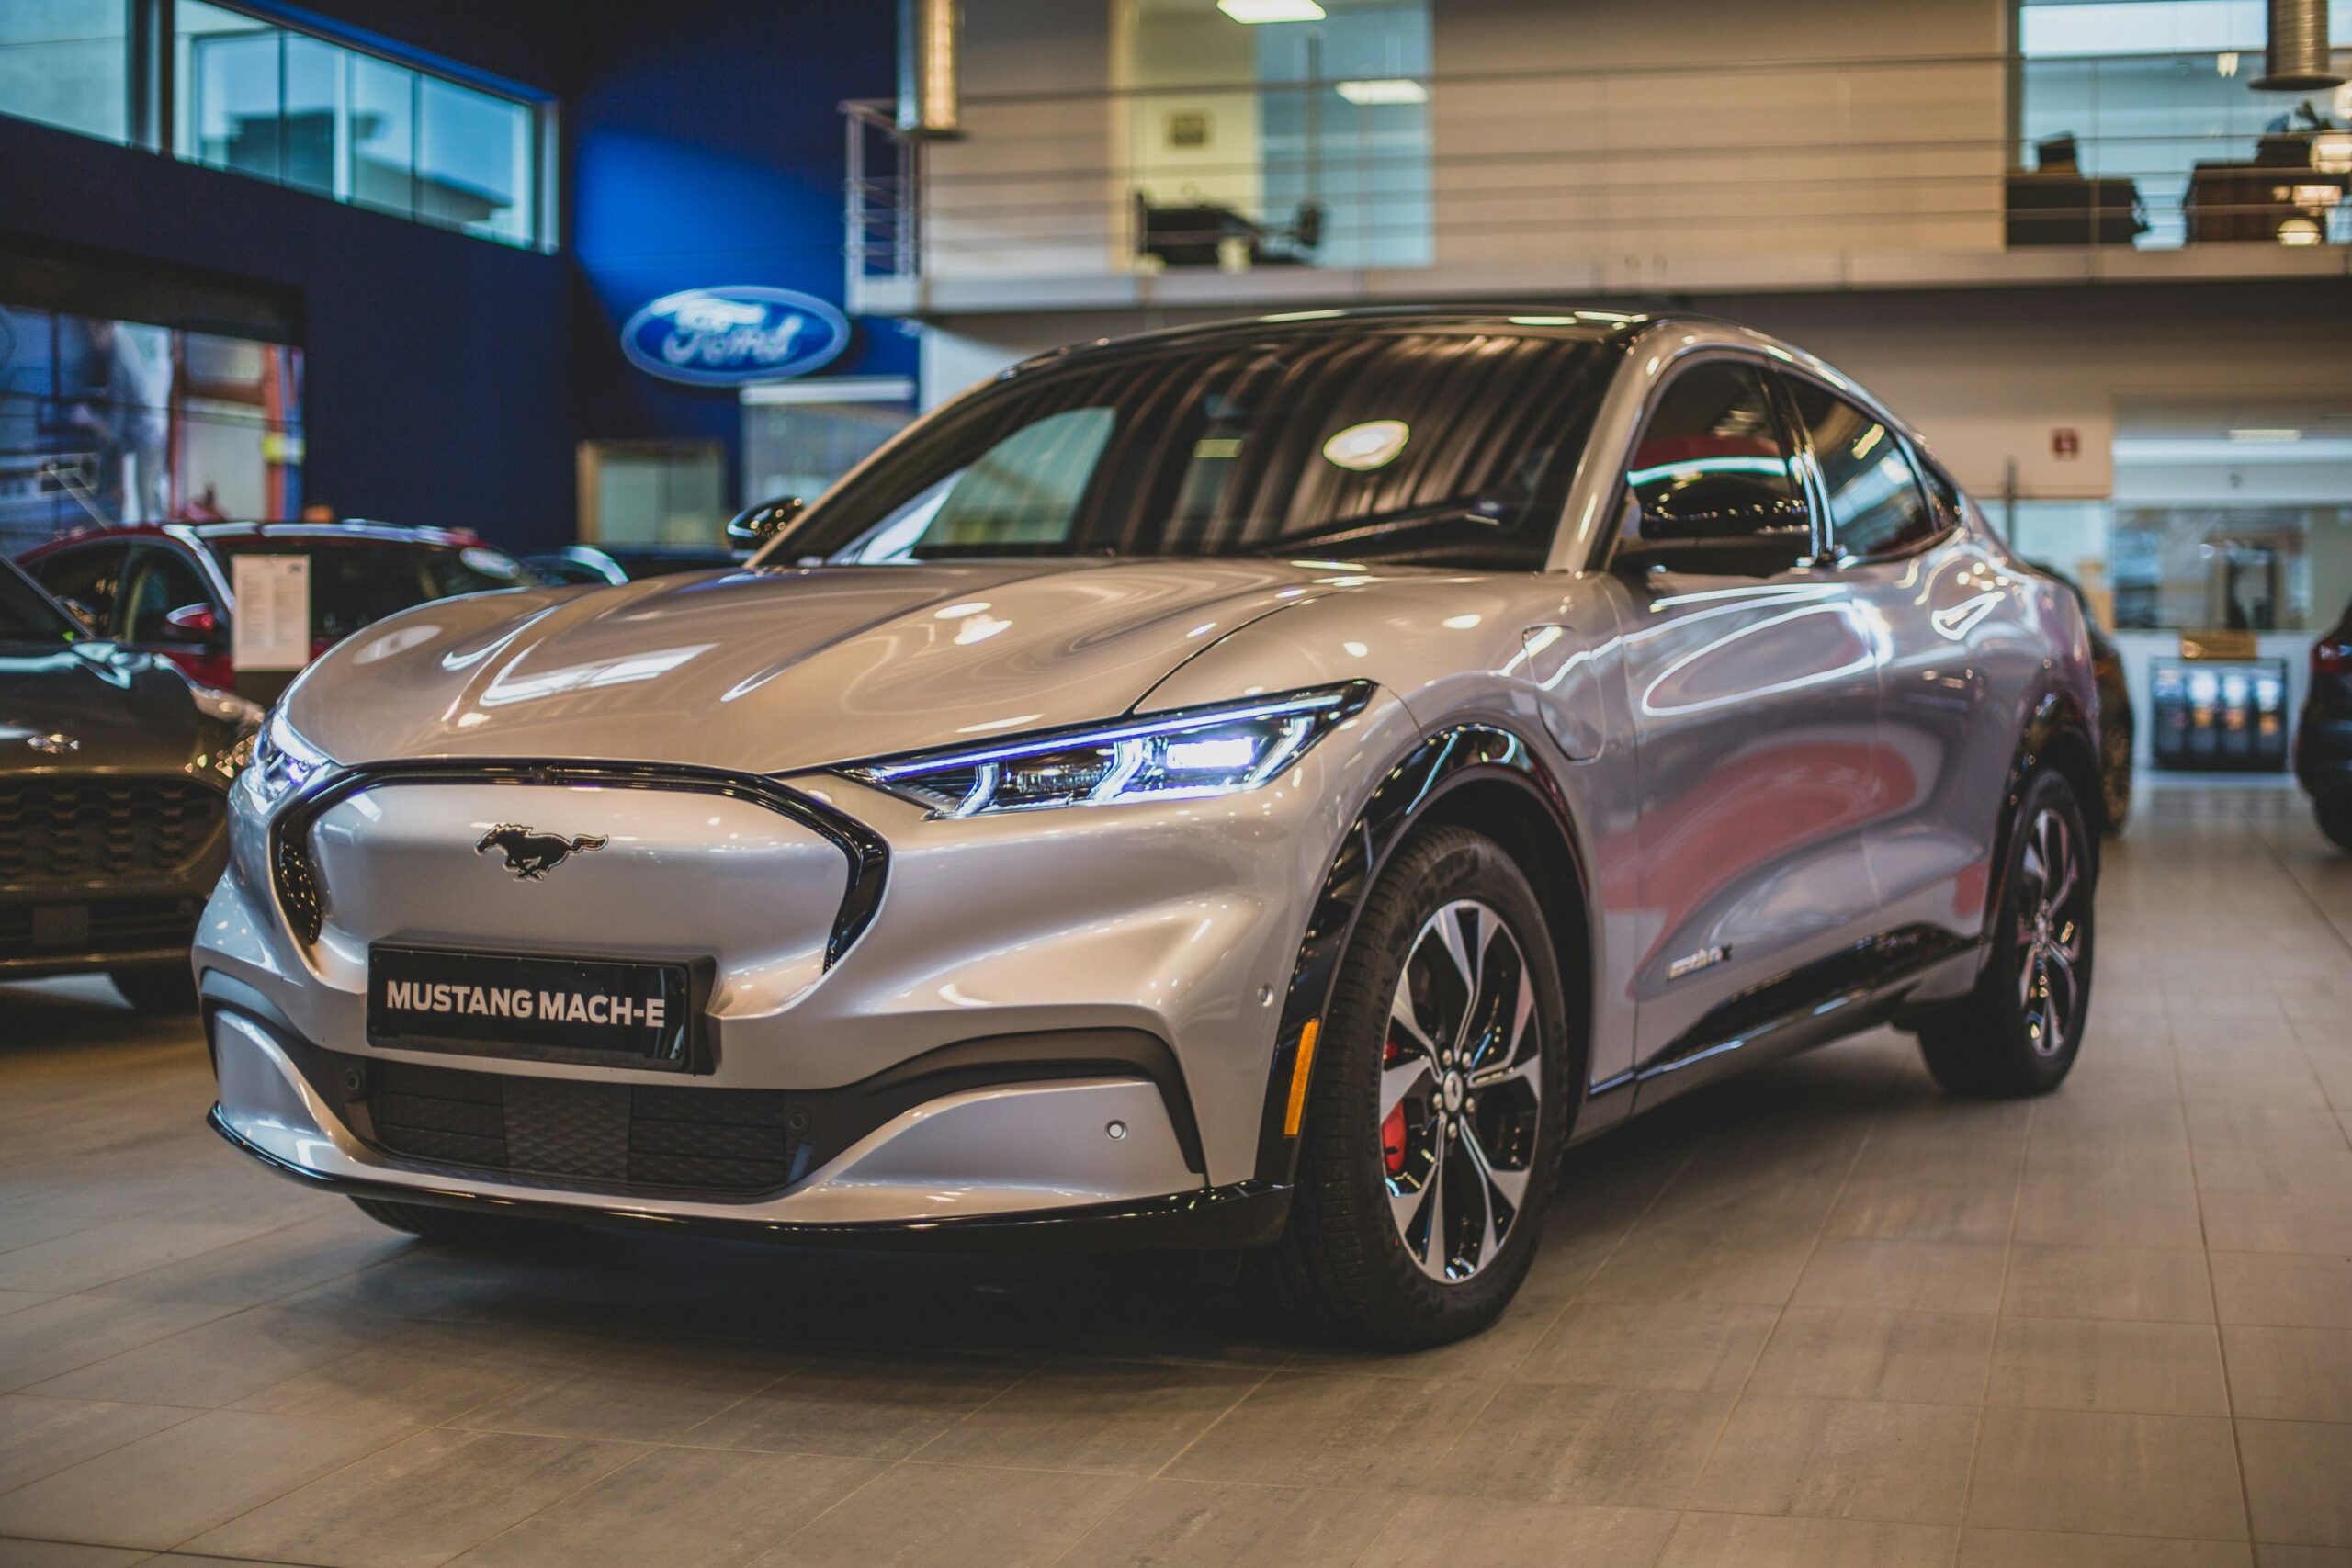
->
0, 1220, 276, 1296
0, 1295, 236, 1394
1161, 1369, 1491, 1491
1747, 1305, 1996, 1405
451, 1341, 797, 1444
27, 1300, 412, 1409
2184, 1105, 2351, 1151
1355, 1495, 1677, 1568
0, 1393, 195, 1491
1792, 1238, 2008, 1314
2193, 1145, 2352, 1198
1685, 1393, 1977, 1524
1987, 1317, 2231, 1416
679, 1348, 1035, 1461
1659, 1514, 1957, 1567
2211, 1254, 2352, 1329
2236, 1420, 2352, 1548
1823, 1178, 2017, 1243
1576, 1231, 1814, 1306
1057, 1479, 1408, 1568
231, 1321, 577, 1427
1957, 1529, 2253, 1566
182, 1427, 645, 1568
2014, 1180, 2207, 1249
2222, 1326, 2352, 1423
1514, 1296, 1779, 1393
1966, 1407, 2247, 1541
2002, 1244, 2215, 1323
2199, 1194, 2352, 1256
1416, 1381, 1731, 1508
915, 1359, 1263, 1477
750, 1460, 1136, 1568
0, 1407, 413, 1551
449, 1444, 879, 1568
0, 1541, 150, 1568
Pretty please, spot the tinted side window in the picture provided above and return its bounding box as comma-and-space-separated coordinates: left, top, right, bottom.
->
1790, 382, 1940, 559
119, 547, 213, 643
29, 544, 128, 631
1627, 362, 1805, 543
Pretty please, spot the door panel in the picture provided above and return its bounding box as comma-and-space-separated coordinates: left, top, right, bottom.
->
1604, 358, 1887, 1091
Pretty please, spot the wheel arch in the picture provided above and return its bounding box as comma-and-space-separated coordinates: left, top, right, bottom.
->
1986, 690, 2103, 943
1250, 722, 1597, 1187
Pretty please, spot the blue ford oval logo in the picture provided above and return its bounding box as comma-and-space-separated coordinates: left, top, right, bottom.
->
619, 286, 852, 387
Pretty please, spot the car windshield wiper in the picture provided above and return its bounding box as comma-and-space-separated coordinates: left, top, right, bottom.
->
1223, 494, 1517, 557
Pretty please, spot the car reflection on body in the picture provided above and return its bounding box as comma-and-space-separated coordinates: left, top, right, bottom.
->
199, 311, 2104, 1347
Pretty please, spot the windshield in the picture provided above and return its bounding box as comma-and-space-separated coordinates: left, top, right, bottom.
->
211, 538, 535, 641
767, 327, 1623, 571
0, 561, 78, 646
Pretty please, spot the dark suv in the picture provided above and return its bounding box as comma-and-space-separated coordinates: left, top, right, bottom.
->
2298, 599, 2352, 851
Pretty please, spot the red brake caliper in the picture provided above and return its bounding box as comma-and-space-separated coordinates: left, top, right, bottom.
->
1381, 1038, 1408, 1176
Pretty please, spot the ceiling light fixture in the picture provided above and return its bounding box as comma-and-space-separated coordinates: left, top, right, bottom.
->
1335, 78, 1427, 105
2229, 427, 2303, 442
1217, 0, 1325, 20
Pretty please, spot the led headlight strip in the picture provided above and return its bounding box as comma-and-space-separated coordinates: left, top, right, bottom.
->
842, 681, 1374, 818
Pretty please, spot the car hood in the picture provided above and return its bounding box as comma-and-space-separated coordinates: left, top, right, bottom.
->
284, 558, 1371, 774
0, 644, 211, 776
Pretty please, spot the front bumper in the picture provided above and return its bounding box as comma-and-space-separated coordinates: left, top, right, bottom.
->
196, 692, 1411, 1236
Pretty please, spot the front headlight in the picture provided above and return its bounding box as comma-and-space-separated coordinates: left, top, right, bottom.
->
239, 710, 333, 810
842, 682, 1372, 818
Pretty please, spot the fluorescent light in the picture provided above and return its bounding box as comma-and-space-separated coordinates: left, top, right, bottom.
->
1335, 78, 1427, 105
2229, 427, 2303, 442
1217, 0, 1325, 19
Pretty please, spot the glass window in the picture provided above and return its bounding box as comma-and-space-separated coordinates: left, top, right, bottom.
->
0, 0, 128, 142
29, 543, 130, 631
173, 1, 542, 247
1789, 381, 1940, 559
210, 536, 532, 642
783, 328, 1621, 570
419, 75, 533, 243
1625, 361, 1805, 544
0, 562, 80, 645
119, 546, 212, 643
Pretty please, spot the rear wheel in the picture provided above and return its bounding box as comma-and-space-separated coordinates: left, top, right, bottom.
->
1917, 769, 2095, 1097
2316, 795, 2352, 853
109, 963, 198, 1015
1272, 827, 1569, 1348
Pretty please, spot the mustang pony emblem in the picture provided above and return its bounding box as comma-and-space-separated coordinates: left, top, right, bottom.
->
475, 824, 609, 881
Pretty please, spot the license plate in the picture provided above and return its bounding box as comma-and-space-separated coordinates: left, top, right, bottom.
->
367, 945, 701, 1070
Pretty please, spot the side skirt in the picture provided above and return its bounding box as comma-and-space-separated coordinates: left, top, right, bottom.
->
1625, 925, 1982, 1116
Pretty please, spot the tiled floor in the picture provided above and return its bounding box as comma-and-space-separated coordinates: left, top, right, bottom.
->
0, 784, 2346, 1568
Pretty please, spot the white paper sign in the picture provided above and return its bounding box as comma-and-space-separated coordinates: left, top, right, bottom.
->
231, 554, 311, 671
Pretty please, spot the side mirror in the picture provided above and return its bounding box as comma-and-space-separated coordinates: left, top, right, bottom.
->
725, 496, 807, 552
162, 604, 221, 645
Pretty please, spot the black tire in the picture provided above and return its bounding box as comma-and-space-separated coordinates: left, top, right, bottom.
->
109, 963, 198, 1015
1270, 826, 1571, 1348
1917, 769, 2095, 1097
2099, 721, 2132, 834
349, 1196, 547, 1246
2316, 795, 2352, 853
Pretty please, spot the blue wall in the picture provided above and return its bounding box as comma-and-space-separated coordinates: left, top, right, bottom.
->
0, 0, 901, 552
567, 2, 915, 499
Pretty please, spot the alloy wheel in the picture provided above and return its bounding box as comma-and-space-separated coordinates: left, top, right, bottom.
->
2015, 806, 2087, 1056
1379, 898, 1544, 1282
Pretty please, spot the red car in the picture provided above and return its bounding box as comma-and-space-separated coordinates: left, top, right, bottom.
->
15, 522, 537, 699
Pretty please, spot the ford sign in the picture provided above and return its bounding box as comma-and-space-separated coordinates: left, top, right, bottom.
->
619, 286, 852, 387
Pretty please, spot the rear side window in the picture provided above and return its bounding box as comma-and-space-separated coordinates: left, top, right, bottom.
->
28, 544, 128, 631
1626, 361, 1806, 543
119, 547, 212, 643
1788, 380, 1940, 560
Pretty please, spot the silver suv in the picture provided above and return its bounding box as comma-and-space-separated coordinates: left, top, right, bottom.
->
200, 310, 2101, 1347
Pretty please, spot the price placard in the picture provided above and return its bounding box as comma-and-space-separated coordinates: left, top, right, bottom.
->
231, 554, 311, 671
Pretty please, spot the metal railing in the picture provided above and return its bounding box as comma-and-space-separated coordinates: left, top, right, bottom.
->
842, 49, 2352, 294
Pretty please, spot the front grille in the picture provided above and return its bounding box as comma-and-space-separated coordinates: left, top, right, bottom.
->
362, 1057, 799, 1194
0, 778, 225, 886
0, 894, 205, 960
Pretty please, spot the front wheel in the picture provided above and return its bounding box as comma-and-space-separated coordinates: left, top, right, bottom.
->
1916, 769, 2095, 1097
1271, 826, 1569, 1348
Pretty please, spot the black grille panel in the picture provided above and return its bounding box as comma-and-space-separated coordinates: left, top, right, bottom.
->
0, 895, 205, 959
363, 1058, 798, 1194
0, 778, 225, 886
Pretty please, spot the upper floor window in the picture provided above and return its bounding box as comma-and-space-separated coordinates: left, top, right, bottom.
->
0, 1, 549, 250
175, 2, 545, 247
